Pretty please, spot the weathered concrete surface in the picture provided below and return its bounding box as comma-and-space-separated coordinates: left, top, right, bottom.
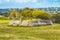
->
8, 19, 53, 26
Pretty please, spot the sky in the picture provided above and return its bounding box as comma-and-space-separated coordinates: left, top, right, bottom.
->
0, 0, 60, 8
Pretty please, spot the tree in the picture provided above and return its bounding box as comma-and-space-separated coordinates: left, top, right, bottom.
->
21, 8, 33, 19
3, 12, 9, 17
32, 9, 52, 20
9, 9, 20, 20
55, 12, 60, 23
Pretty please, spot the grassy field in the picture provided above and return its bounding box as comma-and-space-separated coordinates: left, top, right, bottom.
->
0, 20, 60, 40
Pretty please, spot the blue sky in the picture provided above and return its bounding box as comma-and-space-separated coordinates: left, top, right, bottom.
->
0, 0, 60, 8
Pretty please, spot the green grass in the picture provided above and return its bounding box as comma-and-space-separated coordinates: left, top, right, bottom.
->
0, 20, 60, 40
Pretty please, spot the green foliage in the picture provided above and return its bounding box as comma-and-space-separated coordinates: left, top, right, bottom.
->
9, 9, 20, 20
3, 8, 52, 20
55, 12, 60, 23
21, 8, 33, 18
0, 16, 8, 20
21, 8, 52, 20
32, 9, 52, 20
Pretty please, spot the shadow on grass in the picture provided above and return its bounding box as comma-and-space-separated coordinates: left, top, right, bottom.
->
7, 25, 52, 27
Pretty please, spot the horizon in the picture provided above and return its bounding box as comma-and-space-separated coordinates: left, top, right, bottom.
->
0, 7, 60, 9
0, 0, 60, 8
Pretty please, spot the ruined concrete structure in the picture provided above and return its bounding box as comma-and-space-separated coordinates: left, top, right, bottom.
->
9, 19, 53, 26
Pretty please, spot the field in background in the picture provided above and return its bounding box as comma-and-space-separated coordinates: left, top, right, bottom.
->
0, 20, 60, 40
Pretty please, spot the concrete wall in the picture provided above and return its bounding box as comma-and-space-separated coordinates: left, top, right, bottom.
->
8, 19, 53, 26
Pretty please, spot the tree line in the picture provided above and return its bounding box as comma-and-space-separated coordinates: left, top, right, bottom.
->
1, 8, 60, 23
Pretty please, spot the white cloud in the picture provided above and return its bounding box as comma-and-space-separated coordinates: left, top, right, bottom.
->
15, 0, 37, 3
0, 0, 2, 4
5, 0, 10, 2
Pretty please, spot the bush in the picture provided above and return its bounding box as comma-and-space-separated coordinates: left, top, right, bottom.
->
55, 12, 60, 23
0, 16, 8, 20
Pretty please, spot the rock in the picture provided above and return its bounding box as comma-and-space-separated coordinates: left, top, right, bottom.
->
21, 20, 29, 26
9, 20, 21, 26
